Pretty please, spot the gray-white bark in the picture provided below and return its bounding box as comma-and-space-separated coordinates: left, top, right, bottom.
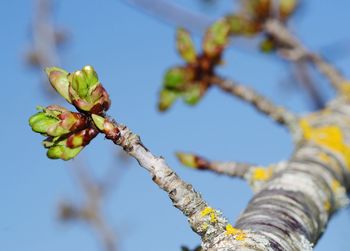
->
99, 96, 350, 250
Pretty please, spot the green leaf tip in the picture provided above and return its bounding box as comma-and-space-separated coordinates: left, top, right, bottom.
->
176, 28, 197, 63
69, 65, 111, 114
45, 67, 72, 103
158, 89, 179, 112
91, 114, 105, 131
47, 144, 83, 161
29, 105, 89, 137
203, 19, 230, 57
183, 85, 202, 105
176, 152, 197, 168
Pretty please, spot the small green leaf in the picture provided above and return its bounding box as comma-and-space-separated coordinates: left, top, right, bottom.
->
176, 152, 197, 168
29, 113, 58, 134
183, 85, 202, 105
91, 114, 105, 131
203, 19, 230, 57
279, 0, 298, 19
47, 144, 83, 160
163, 67, 187, 90
176, 28, 197, 63
71, 70, 89, 98
82, 65, 99, 88
45, 67, 72, 103
158, 89, 179, 111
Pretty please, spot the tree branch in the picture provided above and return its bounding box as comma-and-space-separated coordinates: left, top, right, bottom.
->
210, 76, 298, 127
264, 19, 348, 92
176, 152, 288, 192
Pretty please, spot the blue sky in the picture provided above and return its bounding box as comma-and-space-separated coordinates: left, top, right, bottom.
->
1, 0, 350, 250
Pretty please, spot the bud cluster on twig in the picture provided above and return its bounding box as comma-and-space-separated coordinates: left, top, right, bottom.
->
29, 65, 115, 160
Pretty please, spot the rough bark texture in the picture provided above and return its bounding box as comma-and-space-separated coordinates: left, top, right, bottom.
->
101, 96, 350, 250
204, 97, 350, 250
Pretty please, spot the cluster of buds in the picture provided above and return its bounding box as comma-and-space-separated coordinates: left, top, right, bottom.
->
159, 19, 230, 111
225, 0, 298, 53
46, 66, 110, 114
29, 105, 98, 160
29, 65, 111, 160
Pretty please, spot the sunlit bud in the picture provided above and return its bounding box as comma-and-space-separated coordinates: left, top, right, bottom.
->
176, 152, 197, 168
158, 89, 179, 111
66, 128, 99, 148
176, 152, 210, 170
91, 114, 120, 142
203, 19, 230, 57
182, 85, 202, 105
163, 67, 187, 90
46, 143, 83, 160
45, 67, 72, 103
29, 105, 89, 137
69, 65, 111, 114
176, 28, 197, 63
279, 0, 298, 19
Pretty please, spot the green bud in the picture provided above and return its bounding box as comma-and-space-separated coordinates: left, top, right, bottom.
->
82, 65, 99, 87
203, 19, 230, 57
176, 28, 197, 63
182, 85, 202, 105
45, 67, 72, 103
163, 67, 187, 90
44, 128, 98, 160
158, 89, 178, 111
29, 112, 58, 134
176, 152, 197, 168
69, 66, 111, 114
227, 15, 244, 34
47, 144, 83, 160
71, 70, 89, 98
279, 0, 298, 19
29, 105, 89, 137
91, 114, 105, 131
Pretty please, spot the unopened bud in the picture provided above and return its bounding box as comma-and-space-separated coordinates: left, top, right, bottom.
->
45, 67, 72, 103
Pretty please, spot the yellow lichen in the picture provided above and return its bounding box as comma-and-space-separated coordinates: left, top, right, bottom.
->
340, 82, 350, 98
210, 212, 217, 223
299, 118, 350, 170
318, 152, 332, 164
200, 207, 214, 217
331, 179, 342, 191
201, 222, 209, 231
225, 224, 246, 241
200, 207, 217, 223
324, 200, 331, 212
252, 167, 272, 181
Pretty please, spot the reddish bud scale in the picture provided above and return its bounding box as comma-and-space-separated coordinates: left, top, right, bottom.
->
71, 85, 111, 115
58, 112, 89, 132
194, 156, 210, 170
188, 53, 221, 87
103, 120, 121, 143
66, 128, 98, 148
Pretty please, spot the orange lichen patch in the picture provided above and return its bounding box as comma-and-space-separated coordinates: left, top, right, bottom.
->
252, 167, 272, 181
200, 207, 217, 223
299, 119, 350, 170
225, 224, 246, 241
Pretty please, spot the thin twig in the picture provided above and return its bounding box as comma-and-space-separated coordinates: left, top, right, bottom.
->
210, 76, 298, 127
264, 19, 348, 91
176, 152, 253, 178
